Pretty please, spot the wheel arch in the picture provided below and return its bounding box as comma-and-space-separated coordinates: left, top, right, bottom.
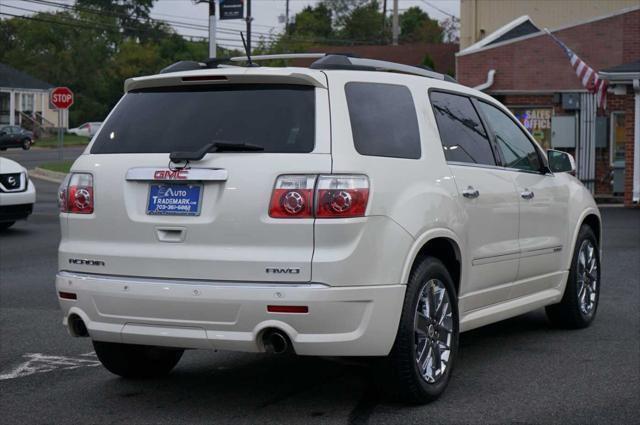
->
401, 230, 463, 296
565, 208, 602, 271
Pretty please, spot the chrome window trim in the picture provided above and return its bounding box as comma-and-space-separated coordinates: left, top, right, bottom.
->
126, 167, 228, 182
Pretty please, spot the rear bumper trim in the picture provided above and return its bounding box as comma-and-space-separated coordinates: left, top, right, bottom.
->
58, 270, 328, 288
56, 271, 406, 356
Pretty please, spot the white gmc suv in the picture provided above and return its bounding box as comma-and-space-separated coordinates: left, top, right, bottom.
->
56, 55, 601, 403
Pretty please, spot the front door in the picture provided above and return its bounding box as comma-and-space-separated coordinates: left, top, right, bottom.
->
476, 101, 569, 298
429, 91, 520, 312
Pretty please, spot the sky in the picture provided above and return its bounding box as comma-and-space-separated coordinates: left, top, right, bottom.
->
1, 0, 460, 49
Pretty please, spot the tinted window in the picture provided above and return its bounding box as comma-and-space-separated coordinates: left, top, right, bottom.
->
430, 91, 496, 165
91, 84, 315, 154
477, 101, 541, 172
345, 82, 421, 159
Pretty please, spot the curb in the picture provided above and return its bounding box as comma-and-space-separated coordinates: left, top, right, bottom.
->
29, 167, 67, 184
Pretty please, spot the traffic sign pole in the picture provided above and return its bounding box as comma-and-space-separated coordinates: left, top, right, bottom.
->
58, 110, 63, 161
49, 87, 74, 162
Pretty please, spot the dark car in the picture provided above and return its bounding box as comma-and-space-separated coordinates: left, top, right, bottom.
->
0, 125, 34, 150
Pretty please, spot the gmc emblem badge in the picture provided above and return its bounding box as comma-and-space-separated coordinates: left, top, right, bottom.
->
154, 170, 188, 180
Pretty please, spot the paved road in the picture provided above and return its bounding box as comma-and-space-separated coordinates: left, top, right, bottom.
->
1, 146, 85, 170
1, 180, 639, 424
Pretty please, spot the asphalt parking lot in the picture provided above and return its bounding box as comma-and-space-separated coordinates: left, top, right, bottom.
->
1, 177, 639, 424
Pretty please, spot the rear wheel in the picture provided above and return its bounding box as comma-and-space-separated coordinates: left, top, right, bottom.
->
93, 340, 183, 378
387, 257, 459, 404
22, 138, 32, 150
546, 225, 600, 328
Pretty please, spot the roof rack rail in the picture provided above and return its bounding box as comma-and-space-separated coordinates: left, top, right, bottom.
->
160, 54, 457, 83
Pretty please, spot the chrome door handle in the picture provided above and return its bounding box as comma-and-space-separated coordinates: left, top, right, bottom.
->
462, 186, 480, 199
521, 190, 535, 200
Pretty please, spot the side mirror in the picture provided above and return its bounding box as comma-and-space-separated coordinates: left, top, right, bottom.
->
547, 149, 576, 174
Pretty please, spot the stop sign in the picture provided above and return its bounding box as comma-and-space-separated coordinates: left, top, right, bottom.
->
50, 87, 74, 109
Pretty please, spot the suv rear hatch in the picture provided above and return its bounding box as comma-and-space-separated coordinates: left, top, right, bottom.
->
60, 72, 331, 282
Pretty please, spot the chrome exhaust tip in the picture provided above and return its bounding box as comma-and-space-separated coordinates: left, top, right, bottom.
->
262, 329, 291, 354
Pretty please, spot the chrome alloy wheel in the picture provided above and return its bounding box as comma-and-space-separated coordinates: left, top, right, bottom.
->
414, 279, 453, 384
577, 240, 598, 316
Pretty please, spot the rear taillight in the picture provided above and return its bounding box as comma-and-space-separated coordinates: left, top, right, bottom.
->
269, 174, 369, 219
316, 175, 369, 218
58, 173, 94, 214
269, 175, 316, 218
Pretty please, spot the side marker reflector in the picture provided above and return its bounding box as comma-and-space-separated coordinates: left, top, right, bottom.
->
267, 305, 309, 314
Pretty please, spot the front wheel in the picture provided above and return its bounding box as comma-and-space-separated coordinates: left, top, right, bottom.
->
22, 138, 32, 150
387, 257, 459, 404
93, 340, 183, 378
546, 225, 600, 328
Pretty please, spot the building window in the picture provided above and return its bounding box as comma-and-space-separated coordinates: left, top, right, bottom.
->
21, 93, 34, 113
510, 107, 553, 150
610, 112, 625, 166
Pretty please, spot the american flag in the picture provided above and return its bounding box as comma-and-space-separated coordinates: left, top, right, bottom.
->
545, 29, 607, 109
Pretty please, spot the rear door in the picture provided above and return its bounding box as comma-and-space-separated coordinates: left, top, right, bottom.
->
429, 91, 520, 311
62, 81, 331, 282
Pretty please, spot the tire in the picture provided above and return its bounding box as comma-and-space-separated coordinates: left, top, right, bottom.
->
387, 257, 459, 404
546, 225, 600, 329
0, 221, 15, 231
22, 138, 32, 150
93, 340, 184, 378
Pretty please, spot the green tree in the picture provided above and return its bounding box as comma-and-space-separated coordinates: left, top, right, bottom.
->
75, 0, 158, 41
340, 0, 387, 44
399, 6, 443, 43
289, 4, 333, 39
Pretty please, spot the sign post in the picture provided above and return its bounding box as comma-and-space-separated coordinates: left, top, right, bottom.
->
49, 87, 74, 161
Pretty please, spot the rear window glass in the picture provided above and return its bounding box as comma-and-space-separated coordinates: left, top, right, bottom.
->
345, 82, 421, 159
90, 84, 315, 154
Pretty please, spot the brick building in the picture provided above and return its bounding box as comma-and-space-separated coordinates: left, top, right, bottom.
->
456, 6, 640, 205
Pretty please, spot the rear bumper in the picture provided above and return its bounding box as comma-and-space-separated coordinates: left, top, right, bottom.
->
55, 271, 406, 356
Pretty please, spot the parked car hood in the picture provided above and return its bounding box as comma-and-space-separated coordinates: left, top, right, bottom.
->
0, 157, 28, 174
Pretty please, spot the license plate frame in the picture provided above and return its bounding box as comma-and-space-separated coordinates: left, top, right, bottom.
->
146, 183, 203, 216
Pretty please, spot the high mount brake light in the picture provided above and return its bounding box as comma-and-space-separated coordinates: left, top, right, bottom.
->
268, 174, 369, 219
58, 173, 94, 214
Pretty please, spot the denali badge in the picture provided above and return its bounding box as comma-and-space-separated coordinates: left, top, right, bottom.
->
69, 258, 106, 266
265, 267, 301, 274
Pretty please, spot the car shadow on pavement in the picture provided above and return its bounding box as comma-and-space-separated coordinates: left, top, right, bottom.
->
78, 310, 558, 423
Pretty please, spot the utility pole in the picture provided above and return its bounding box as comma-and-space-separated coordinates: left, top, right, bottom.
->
208, 0, 216, 58
285, 0, 290, 34
382, 0, 387, 40
391, 0, 399, 45
246, 0, 252, 56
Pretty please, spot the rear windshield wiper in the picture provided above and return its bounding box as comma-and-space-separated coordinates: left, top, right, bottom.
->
170, 141, 264, 162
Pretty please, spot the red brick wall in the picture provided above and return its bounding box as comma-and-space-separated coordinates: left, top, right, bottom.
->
456, 9, 640, 91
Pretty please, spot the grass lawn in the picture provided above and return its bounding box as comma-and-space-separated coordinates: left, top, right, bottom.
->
36, 134, 90, 148
39, 160, 74, 174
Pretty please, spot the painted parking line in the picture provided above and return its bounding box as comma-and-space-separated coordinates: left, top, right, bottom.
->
0, 352, 100, 381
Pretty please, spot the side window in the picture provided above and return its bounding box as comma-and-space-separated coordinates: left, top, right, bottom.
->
345, 82, 421, 159
429, 91, 496, 165
477, 102, 542, 172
